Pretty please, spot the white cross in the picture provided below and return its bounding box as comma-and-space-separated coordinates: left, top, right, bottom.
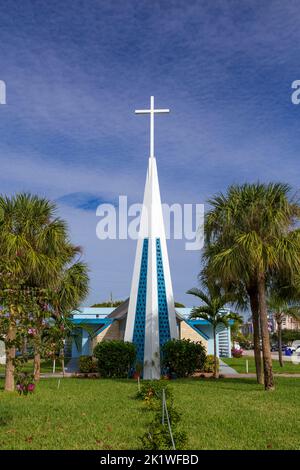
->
135, 96, 170, 158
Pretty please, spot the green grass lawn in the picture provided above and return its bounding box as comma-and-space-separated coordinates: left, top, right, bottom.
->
222, 356, 300, 374
0, 377, 300, 450
0, 359, 62, 375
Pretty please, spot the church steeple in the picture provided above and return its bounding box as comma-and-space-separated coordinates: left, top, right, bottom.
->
124, 97, 178, 379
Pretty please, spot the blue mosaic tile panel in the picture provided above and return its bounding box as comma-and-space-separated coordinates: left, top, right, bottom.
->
156, 238, 171, 348
132, 238, 148, 363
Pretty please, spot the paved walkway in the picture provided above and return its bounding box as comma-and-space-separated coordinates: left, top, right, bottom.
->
221, 372, 300, 378
219, 359, 239, 375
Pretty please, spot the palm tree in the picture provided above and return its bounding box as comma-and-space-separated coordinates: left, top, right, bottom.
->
204, 240, 264, 384
0, 193, 88, 390
46, 261, 89, 378
204, 183, 300, 390
268, 294, 300, 367
187, 283, 239, 378
30, 243, 89, 382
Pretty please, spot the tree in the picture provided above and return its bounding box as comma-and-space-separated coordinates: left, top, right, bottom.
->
204, 183, 300, 390
0, 194, 89, 390
187, 282, 239, 378
268, 294, 300, 367
280, 329, 300, 344
0, 194, 69, 391
204, 210, 264, 384
31, 243, 89, 382
45, 261, 89, 378
90, 300, 124, 308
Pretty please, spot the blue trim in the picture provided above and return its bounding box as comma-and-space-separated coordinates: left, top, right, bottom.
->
72, 307, 115, 316
188, 319, 234, 326
71, 318, 112, 325
92, 320, 114, 337
132, 239, 148, 364
184, 320, 209, 340
156, 238, 171, 349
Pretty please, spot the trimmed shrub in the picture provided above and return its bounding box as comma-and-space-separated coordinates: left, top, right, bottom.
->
203, 354, 219, 373
93, 340, 136, 378
162, 339, 206, 377
79, 355, 98, 373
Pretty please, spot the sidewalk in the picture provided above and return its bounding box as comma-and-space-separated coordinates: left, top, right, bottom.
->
219, 359, 239, 375
221, 372, 300, 378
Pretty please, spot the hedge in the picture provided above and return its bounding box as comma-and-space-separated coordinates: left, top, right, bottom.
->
93, 340, 136, 378
162, 338, 206, 377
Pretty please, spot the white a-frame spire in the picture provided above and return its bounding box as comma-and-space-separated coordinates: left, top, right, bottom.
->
124, 97, 178, 380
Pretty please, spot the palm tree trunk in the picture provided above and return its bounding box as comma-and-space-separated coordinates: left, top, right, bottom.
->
257, 273, 274, 391
22, 336, 27, 357
34, 326, 42, 381
5, 324, 16, 392
248, 285, 263, 384
34, 352, 41, 381
277, 320, 283, 367
213, 327, 218, 378
61, 352, 65, 377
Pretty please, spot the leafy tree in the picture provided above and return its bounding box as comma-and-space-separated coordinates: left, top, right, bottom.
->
268, 294, 300, 367
280, 329, 300, 344
90, 300, 124, 308
35, 261, 89, 380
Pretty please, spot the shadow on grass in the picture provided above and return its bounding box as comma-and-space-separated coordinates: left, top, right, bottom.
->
0, 412, 13, 427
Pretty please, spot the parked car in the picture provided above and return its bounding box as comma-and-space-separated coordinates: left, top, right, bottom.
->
271, 344, 287, 352
290, 340, 300, 353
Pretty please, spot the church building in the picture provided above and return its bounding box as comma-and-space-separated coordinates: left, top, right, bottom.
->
70, 97, 232, 376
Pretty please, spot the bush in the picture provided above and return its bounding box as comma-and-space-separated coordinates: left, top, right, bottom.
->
79, 355, 98, 373
233, 332, 253, 350
140, 391, 187, 450
231, 347, 243, 358
15, 372, 35, 396
162, 339, 206, 377
202, 354, 219, 373
140, 421, 187, 450
93, 340, 136, 378
136, 380, 173, 404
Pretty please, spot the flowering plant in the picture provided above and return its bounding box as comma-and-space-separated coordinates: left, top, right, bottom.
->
231, 347, 243, 358
15, 372, 35, 396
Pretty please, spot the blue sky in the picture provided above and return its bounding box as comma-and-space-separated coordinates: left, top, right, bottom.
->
0, 0, 300, 306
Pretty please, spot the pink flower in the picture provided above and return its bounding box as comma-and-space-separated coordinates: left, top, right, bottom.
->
28, 328, 36, 336
27, 383, 35, 392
